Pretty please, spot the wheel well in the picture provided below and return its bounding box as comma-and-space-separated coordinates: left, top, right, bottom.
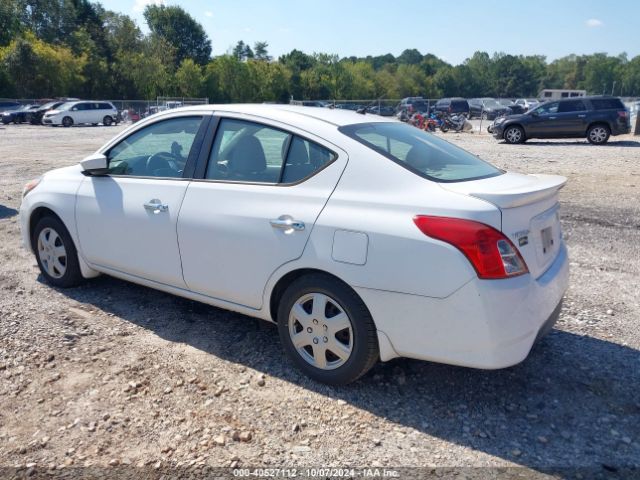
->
269, 268, 356, 322
587, 121, 610, 132
29, 207, 62, 251
504, 123, 524, 135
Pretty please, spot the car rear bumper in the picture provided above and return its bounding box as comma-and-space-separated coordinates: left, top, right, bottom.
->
357, 242, 569, 368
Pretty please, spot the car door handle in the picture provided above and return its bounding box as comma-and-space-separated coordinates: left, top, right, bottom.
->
548, 116, 557, 120
270, 217, 305, 231
578, 114, 586, 118
143, 200, 168, 214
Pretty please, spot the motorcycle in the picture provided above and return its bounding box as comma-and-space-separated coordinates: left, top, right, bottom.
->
440, 112, 469, 133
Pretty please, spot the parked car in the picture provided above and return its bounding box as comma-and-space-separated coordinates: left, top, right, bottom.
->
468, 98, 510, 120
366, 105, 395, 116
492, 96, 631, 144
0, 101, 20, 112
515, 98, 540, 111
398, 97, 430, 115
433, 97, 470, 115
30, 101, 66, 125
42, 101, 119, 127
2, 104, 41, 124
20, 104, 568, 385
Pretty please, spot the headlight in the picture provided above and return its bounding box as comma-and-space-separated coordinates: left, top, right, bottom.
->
494, 117, 506, 124
23, 176, 42, 198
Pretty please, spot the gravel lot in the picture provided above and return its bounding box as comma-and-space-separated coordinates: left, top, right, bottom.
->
1, 123, 639, 479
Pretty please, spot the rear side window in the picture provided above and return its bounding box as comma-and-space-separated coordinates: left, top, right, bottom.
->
206, 118, 335, 184
558, 100, 586, 113
340, 122, 502, 183
590, 98, 624, 110
98, 103, 113, 110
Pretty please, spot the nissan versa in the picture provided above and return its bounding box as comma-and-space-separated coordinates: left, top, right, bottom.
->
20, 105, 569, 385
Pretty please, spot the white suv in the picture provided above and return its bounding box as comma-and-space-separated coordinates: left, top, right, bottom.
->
43, 101, 118, 127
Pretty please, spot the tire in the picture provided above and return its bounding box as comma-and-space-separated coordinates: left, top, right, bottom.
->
504, 125, 525, 144
62, 116, 73, 128
32, 216, 84, 288
587, 124, 610, 145
277, 274, 379, 385
1, 117, 10, 125
103, 116, 113, 126
440, 124, 449, 133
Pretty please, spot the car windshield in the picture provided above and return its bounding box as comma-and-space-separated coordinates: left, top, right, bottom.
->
340, 122, 503, 183
56, 102, 74, 111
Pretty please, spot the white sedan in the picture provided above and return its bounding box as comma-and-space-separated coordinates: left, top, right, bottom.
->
20, 105, 569, 385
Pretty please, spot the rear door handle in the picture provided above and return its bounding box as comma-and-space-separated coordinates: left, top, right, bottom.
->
143, 199, 168, 214
548, 116, 557, 120
270, 217, 305, 231
577, 114, 586, 118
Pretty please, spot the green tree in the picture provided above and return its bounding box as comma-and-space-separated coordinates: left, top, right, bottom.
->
144, 4, 211, 66
175, 58, 204, 97
254, 41, 271, 61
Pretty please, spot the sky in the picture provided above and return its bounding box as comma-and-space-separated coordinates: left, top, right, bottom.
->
107, 0, 640, 64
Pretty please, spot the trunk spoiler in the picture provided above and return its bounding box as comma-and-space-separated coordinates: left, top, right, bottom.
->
441, 173, 567, 209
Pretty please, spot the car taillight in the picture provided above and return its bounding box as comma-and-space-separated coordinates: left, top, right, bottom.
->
413, 216, 529, 279
617, 110, 628, 118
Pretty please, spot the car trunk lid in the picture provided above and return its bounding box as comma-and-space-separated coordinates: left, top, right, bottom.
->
441, 172, 567, 279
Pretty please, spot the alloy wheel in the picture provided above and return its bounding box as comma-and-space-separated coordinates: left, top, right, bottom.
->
589, 127, 607, 143
505, 127, 522, 143
37, 227, 67, 279
288, 292, 353, 370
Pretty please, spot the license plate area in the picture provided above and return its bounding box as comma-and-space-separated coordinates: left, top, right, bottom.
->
540, 226, 554, 255
532, 205, 561, 267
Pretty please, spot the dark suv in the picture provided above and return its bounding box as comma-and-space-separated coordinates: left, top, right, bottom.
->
433, 98, 470, 115
492, 96, 630, 145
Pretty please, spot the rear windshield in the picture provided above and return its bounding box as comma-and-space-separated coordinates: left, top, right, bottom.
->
590, 98, 624, 110
340, 122, 503, 183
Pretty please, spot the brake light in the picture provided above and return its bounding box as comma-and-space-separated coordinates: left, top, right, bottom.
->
413, 216, 528, 279
617, 110, 628, 118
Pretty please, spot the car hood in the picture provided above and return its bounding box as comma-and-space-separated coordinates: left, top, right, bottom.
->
46, 109, 63, 115
501, 113, 527, 121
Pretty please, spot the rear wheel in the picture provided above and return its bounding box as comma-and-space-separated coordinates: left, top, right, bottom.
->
32, 216, 84, 288
277, 274, 378, 385
103, 116, 113, 126
504, 125, 525, 144
62, 116, 73, 128
587, 124, 610, 145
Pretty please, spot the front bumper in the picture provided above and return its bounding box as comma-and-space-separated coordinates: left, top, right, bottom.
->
492, 123, 506, 139
357, 243, 570, 368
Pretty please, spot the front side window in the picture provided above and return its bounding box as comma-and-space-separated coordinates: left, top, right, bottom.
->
534, 102, 559, 115
340, 122, 502, 182
106, 116, 203, 178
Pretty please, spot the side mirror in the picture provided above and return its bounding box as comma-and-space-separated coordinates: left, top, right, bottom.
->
80, 152, 108, 174
530, 111, 539, 117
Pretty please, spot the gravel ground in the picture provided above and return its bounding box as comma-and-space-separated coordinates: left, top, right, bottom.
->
0, 123, 639, 479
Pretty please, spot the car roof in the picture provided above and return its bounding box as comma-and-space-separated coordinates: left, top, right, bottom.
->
169, 104, 394, 127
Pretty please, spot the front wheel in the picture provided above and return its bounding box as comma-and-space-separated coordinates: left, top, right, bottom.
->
62, 116, 73, 128
277, 274, 379, 385
32, 216, 84, 288
587, 124, 610, 144
504, 125, 525, 144
440, 123, 449, 133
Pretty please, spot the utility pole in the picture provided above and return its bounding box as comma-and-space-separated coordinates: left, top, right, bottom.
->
611, 81, 616, 96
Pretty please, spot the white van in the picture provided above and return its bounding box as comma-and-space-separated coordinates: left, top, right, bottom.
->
538, 89, 587, 101
43, 101, 118, 127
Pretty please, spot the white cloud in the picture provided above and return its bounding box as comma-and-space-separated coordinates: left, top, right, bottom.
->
133, 0, 164, 13
204, 11, 213, 17
585, 18, 603, 27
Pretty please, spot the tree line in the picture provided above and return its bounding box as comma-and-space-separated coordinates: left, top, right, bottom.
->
1, 0, 639, 102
